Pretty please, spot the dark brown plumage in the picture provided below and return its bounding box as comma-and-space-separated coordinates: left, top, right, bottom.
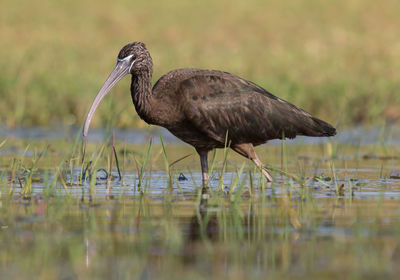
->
83, 42, 336, 185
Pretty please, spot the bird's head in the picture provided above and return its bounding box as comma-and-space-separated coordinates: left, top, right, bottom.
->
117, 42, 153, 75
82, 42, 152, 137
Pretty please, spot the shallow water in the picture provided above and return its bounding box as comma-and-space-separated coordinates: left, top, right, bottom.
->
19, 166, 400, 202
1, 126, 400, 279
2, 124, 400, 145
2, 124, 400, 201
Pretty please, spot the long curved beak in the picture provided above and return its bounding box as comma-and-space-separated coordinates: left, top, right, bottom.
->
82, 59, 133, 137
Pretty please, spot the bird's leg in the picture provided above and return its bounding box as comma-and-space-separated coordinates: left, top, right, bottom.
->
253, 154, 273, 182
232, 143, 273, 182
198, 151, 210, 207
199, 152, 209, 188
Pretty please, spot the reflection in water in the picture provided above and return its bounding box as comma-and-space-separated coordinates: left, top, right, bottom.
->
3, 183, 400, 278
184, 190, 219, 268
189, 189, 218, 241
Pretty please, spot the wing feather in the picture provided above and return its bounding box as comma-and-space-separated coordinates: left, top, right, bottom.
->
175, 70, 335, 146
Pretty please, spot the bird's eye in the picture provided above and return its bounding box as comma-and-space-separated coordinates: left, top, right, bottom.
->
126, 54, 136, 61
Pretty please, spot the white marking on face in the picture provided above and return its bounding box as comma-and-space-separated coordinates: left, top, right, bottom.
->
128, 59, 135, 73
117, 54, 136, 72
117, 54, 134, 62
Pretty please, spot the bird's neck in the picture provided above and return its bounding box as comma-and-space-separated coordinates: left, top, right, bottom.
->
131, 71, 154, 123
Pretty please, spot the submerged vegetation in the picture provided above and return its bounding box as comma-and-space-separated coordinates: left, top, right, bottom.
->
1, 0, 400, 128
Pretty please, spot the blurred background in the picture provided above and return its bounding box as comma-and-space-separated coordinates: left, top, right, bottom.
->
1, 0, 399, 130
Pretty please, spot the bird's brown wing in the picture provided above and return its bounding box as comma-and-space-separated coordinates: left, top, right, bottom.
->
178, 71, 335, 146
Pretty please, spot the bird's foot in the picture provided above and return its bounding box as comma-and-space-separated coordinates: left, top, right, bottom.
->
262, 168, 273, 182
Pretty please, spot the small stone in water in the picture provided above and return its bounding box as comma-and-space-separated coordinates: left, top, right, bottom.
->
178, 173, 187, 181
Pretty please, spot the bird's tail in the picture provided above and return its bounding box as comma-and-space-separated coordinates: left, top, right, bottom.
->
301, 116, 337, 137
